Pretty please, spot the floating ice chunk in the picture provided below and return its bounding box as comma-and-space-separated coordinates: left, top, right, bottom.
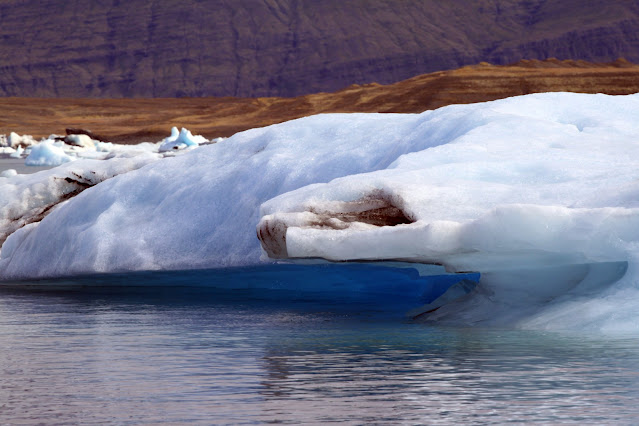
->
25, 140, 77, 166
65, 134, 95, 149
9, 146, 24, 158
8, 132, 36, 148
95, 141, 114, 152
8, 132, 21, 148
190, 133, 208, 144
158, 127, 206, 152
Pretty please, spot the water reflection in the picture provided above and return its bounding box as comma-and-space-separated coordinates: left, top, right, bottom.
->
257, 327, 639, 423
1, 285, 638, 423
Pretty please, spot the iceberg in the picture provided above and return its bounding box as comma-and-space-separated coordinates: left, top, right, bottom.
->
64, 134, 96, 149
1, 92, 639, 331
7, 132, 36, 149
8, 146, 24, 158
25, 140, 77, 166
158, 127, 207, 152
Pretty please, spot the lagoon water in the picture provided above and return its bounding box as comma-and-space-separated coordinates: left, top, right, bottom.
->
0, 156, 51, 174
1, 265, 639, 424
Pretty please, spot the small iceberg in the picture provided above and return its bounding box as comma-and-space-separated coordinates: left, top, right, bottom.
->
25, 141, 76, 166
159, 127, 207, 152
9, 146, 24, 158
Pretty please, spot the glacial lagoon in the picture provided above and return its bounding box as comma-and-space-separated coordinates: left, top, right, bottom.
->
1, 265, 639, 424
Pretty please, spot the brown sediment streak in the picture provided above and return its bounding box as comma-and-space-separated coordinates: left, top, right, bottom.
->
0, 171, 101, 246
257, 217, 289, 259
309, 198, 412, 228
257, 191, 415, 259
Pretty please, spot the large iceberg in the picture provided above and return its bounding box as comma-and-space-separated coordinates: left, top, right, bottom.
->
1, 92, 639, 331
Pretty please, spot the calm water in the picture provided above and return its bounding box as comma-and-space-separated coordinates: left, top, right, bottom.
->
1, 266, 639, 424
0, 156, 51, 174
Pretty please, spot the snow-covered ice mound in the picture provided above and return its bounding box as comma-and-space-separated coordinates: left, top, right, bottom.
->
2, 92, 639, 331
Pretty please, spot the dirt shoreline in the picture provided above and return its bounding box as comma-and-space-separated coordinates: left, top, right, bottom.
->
1, 59, 638, 144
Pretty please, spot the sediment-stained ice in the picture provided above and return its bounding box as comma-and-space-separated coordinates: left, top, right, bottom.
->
0, 153, 160, 249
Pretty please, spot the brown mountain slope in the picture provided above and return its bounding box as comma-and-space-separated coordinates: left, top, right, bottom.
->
1, 59, 638, 143
0, 0, 638, 98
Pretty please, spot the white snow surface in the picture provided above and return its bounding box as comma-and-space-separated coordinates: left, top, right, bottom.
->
2, 92, 639, 331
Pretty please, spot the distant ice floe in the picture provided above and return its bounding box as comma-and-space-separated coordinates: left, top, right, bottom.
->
25, 141, 77, 166
9, 146, 24, 158
7, 132, 37, 149
2, 93, 639, 332
1, 127, 211, 167
158, 127, 207, 152
65, 134, 95, 149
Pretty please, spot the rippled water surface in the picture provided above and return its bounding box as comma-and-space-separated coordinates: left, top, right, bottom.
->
1, 267, 639, 424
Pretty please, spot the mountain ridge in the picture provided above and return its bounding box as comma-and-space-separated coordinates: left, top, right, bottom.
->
0, 0, 638, 98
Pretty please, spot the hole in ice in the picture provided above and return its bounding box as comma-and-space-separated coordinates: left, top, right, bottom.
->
308, 194, 413, 228
257, 191, 414, 259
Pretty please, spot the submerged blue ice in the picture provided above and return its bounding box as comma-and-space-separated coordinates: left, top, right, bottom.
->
0, 262, 479, 318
